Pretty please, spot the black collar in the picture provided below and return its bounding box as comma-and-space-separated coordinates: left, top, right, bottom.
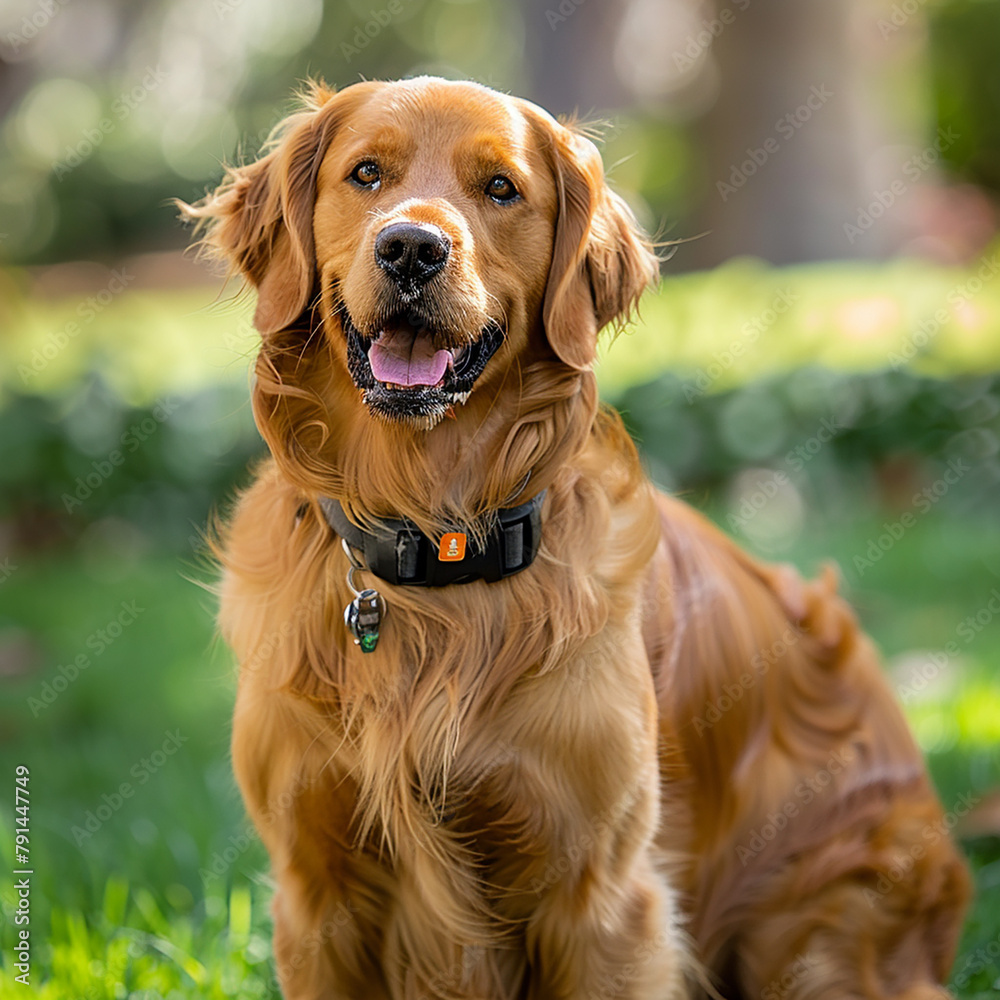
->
318, 492, 545, 587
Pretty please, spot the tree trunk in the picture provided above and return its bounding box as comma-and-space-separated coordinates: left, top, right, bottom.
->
685, 0, 919, 267
517, 0, 632, 117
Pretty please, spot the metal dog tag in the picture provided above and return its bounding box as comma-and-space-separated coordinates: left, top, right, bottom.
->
344, 588, 383, 653
341, 540, 386, 653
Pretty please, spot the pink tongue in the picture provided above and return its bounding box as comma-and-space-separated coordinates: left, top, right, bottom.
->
369, 328, 451, 386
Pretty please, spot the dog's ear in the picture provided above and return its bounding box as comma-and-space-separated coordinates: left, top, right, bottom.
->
538, 121, 660, 370
177, 81, 346, 335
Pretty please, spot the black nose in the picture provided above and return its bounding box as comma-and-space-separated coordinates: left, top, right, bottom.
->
374, 223, 450, 295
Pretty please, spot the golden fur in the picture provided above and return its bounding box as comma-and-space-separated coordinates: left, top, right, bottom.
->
180, 77, 970, 999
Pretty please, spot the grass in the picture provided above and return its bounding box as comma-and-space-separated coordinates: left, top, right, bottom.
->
0, 550, 279, 998
0, 507, 998, 998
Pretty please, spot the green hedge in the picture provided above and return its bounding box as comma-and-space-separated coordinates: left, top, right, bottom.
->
3, 365, 997, 554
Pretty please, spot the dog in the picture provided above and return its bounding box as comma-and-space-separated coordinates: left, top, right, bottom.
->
181, 77, 970, 999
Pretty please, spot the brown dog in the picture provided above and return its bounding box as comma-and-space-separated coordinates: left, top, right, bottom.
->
181, 77, 970, 999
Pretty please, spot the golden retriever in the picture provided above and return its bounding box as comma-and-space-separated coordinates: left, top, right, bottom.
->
181, 77, 970, 999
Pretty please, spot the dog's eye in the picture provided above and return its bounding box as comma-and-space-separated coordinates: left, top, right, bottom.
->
486, 175, 519, 204
350, 161, 381, 188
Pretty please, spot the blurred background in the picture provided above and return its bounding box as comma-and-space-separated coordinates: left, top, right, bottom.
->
1, 0, 999, 996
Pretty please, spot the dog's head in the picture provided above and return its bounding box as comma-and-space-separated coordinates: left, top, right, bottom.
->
182, 77, 658, 432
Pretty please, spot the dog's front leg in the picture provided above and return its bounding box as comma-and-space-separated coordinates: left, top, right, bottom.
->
526, 848, 686, 1000
231, 684, 393, 1000
271, 877, 391, 1000
498, 634, 690, 1000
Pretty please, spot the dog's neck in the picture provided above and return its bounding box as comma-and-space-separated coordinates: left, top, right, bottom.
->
251, 327, 600, 537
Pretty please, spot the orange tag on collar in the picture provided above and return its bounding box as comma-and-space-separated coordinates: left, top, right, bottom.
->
438, 532, 467, 562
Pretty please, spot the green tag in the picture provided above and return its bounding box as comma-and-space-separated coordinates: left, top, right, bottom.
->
344, 588, 383, 653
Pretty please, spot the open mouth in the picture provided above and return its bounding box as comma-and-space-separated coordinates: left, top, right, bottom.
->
343, 309, 505, 426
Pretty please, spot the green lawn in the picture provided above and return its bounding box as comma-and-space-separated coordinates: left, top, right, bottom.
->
0, 550, 277, 999
0, 508, 998, 998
